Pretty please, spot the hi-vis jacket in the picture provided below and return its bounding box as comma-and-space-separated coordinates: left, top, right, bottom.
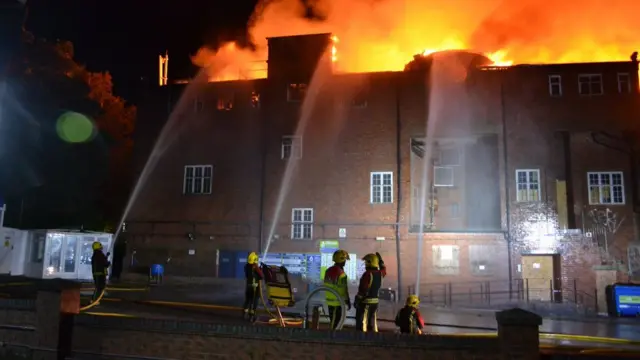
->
324, 265, 349, 306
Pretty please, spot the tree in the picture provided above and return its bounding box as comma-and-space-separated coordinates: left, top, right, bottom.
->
1, 31, 136, 229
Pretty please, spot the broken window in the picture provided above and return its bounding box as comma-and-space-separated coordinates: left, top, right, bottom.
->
578, 74, 603, 96
287, 83, 307, 102
469, 245, 496, 276
216, 93, 234, 111
251, 91, 261, 108
352, 89, 368, 108
438, 148, 461, 166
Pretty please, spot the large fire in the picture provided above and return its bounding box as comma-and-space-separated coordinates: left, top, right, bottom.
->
192, 0, 639, 81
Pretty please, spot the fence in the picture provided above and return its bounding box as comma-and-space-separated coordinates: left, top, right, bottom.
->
407, 278, 599, 313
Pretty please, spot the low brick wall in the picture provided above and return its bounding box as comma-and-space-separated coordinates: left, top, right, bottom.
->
73, 316, 500, 360
0, 277, 543, 360
0, 299, 36, 346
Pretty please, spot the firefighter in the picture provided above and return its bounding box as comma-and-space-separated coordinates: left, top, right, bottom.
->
395, 294, 425, 335
354, 252, 386, 332
323, 249, 352, 329
243, 252, 264, 322
90, 241, 110, 303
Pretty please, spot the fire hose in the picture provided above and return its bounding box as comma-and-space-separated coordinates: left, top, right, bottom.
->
80, 288, 105, 312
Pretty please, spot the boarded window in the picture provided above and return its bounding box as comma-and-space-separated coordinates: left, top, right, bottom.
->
432, 245, 459, 275
469, 245, 496, 276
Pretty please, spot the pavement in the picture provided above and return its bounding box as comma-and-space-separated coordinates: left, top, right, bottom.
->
91, 280, 640, 341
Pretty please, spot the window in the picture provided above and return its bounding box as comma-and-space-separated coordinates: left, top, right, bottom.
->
281, 136, 302, 160
438, 148, 461, 166
291, 208, 313, 240
352, 90, 368, 108
548, 75, 562, 97
469, 245, 498, 276
216, 93, 234, 111
287, 83, 307, 102
450, 202, 460, 218
194, 97, 204, 113
432, 245, 460, 275
251, 91, 261, 108
578, 74, 603, 96
183, 165, 212, 195
371, 172, 393, 204
516, 169, 541, 202
434, 166, 454, 187
618, 73, 631, 94
588, 172, 625, 205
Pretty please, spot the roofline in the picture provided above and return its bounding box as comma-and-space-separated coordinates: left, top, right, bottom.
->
266, 32, 332, 40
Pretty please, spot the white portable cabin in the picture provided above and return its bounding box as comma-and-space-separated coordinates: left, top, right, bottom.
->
24, 230, 113, 281
0, 227, 30, 275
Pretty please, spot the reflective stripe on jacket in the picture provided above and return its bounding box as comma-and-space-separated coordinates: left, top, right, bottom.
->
324, 265, 349, 306
356, 265, 386, 304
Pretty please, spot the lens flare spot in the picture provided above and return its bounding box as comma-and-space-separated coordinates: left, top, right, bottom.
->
56, 111, 95, 143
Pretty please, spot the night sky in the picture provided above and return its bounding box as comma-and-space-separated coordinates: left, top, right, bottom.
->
25, 0, 258, 102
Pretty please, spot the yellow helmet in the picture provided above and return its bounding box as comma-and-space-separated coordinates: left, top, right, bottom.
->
406, 294, 420, 308
332, 250, 350, 263
247, 252, 259, 265
92, 241, 103, 251
362, 253, 379, 268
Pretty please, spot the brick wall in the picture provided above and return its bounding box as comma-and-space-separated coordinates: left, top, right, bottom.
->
73, 318, 501, 360
0, 299, 37, 347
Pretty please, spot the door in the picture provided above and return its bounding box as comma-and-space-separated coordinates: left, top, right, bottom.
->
521, 254, 561, 302
43, 233, 79, 279
60, 235, 79, 279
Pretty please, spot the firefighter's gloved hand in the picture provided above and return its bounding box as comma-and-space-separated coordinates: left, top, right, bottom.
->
375, 252, 384, 266
346, 298, 352, 311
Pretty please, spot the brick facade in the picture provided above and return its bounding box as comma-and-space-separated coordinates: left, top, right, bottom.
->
129, 33, 640, 298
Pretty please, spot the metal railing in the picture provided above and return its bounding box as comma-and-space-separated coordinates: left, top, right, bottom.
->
407, 278, 599, 314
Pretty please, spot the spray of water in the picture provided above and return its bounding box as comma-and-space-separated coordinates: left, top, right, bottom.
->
414, 69, 439, 296
262, 52, 333, 258
110, 73, 209, 254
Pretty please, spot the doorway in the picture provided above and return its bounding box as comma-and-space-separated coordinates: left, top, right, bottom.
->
521, 254, 562, 302
43, 233, 79, 279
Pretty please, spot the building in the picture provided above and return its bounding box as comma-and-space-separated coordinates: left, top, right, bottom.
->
129, 33, 640, 304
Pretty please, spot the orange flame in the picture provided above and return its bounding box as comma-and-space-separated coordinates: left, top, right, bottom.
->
192, 0, 640, 82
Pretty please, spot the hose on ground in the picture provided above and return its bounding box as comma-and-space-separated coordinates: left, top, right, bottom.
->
79, 289, 105, 312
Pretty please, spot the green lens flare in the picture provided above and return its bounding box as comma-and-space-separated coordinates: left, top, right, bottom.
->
56, 111, 95, 143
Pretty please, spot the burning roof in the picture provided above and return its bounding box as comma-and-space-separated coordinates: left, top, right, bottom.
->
191, 0, 640, 82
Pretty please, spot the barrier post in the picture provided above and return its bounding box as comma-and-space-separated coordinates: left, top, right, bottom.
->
496, 308, 542, 360
310, 305, 321, 330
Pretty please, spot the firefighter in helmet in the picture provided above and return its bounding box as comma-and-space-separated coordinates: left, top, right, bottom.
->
395, 294, 425, 334
354, 252, 386, 332
243, 252, 264, 322
90, 241, 110, 303
323, 249, 351, 329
